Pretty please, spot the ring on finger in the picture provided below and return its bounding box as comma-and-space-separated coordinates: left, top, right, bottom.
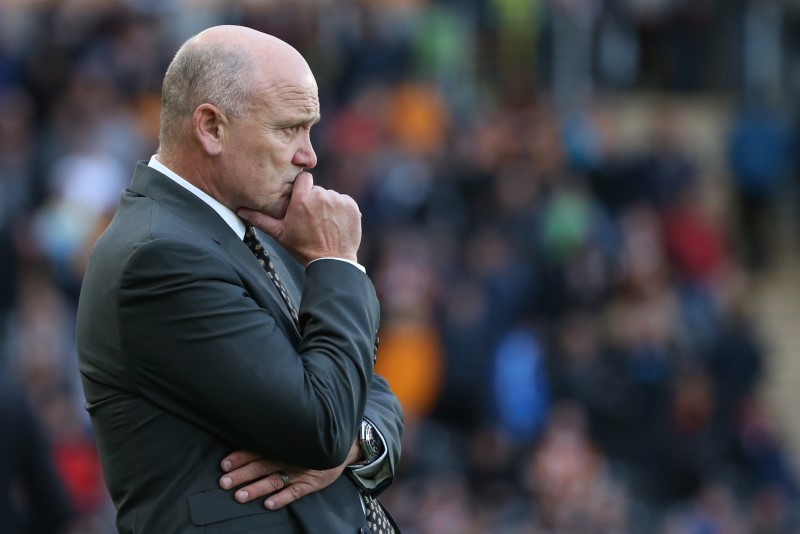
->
278, 470, 290, 487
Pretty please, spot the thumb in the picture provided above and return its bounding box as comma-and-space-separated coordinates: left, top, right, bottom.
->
238, 208, 283, 238
289, 171, 314, 202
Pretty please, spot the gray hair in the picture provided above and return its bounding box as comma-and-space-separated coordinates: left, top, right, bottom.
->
159, 40, 253, 149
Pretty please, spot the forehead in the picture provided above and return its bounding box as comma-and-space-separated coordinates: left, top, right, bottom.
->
258, 74, 320, 124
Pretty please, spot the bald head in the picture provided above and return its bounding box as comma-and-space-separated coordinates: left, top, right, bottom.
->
158, 26, 312, 155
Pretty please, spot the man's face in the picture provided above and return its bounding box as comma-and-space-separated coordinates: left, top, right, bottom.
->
223, 68, 320, 218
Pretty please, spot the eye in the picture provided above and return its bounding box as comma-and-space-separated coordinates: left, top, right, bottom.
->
286, 124, 303, 134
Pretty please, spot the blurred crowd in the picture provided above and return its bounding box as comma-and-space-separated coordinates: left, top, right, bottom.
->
1, 0, 800, 532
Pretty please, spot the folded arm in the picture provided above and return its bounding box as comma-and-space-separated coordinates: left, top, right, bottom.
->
119, 240, 379, 470
217, 372, 403, 508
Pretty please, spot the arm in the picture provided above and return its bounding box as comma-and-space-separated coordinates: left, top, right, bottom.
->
211, 172, 402, 506
119, 242, 378, 469
217, 373, 403, 508
352, 374, 403, 494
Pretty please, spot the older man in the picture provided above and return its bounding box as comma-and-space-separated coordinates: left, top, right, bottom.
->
77, 25, 402, 533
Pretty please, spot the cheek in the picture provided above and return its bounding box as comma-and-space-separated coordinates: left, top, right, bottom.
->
255, 142, 286, 173
263, 151, 295, 180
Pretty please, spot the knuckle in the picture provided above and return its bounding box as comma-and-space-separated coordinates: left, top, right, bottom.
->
244, 479, 275, 499
255, 461, 272, 476
233, 462, 268, 484
289, 484, 304, 499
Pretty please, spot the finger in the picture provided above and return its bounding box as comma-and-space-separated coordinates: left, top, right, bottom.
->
220, 460, 276, 490
287, 171, 314, 204
233, 472, 291, 503
238, 208, 282, 238
220, 450, 261, 472
264, 482, 309, 510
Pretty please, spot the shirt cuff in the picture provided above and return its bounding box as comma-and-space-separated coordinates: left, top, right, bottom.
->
347, 419, 389, 491
307, 257, 366, 273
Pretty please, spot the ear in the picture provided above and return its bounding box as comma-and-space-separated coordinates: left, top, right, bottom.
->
192, 103, 229, 156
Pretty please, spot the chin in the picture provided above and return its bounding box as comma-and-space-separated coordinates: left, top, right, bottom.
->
253, 198, 288, 219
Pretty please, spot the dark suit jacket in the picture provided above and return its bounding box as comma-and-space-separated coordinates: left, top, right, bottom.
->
76, 163, 403, 533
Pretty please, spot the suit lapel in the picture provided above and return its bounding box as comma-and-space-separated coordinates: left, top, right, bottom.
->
129, 162, 302, 340
222, 234, 302, 339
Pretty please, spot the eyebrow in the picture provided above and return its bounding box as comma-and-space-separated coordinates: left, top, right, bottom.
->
293, 113, 322, 127
285, 112, 320, 128
297, 116, 319, 131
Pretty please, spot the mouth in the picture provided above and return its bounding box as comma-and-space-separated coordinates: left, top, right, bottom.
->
287, 170, 304, 190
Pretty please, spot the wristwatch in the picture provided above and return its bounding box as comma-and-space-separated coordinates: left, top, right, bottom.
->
359, 419, 384, 464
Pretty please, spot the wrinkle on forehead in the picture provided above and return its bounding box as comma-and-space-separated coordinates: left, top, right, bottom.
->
262, 78, 320, 121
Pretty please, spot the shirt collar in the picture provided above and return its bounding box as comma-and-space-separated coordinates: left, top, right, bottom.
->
147, 155, 246, 240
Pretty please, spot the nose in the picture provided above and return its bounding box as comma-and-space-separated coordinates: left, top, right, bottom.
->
292, 132, 317, 169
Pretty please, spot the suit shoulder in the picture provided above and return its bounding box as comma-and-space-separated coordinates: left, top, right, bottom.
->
85, 194, 230, 290
121, 236, 235, 287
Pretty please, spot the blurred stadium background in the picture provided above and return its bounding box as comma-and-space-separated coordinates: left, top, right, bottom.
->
2, 0, 800, 532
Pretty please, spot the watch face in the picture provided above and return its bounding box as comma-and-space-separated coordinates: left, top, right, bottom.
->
366, 437, 380, 456
362, 422, 382, 459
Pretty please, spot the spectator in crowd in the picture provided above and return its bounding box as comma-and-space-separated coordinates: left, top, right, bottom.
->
0, 386, 74, 533
728, 100, 794, 271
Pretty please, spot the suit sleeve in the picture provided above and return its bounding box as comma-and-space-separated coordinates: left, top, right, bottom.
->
117, 238, 379, 470
349, 374, 403, 494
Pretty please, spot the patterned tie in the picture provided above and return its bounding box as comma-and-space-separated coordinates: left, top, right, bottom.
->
243, 226, 299, 325
363, 493, 395, 533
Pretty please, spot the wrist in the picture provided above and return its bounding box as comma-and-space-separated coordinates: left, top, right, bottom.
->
346, 440, 363, 466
